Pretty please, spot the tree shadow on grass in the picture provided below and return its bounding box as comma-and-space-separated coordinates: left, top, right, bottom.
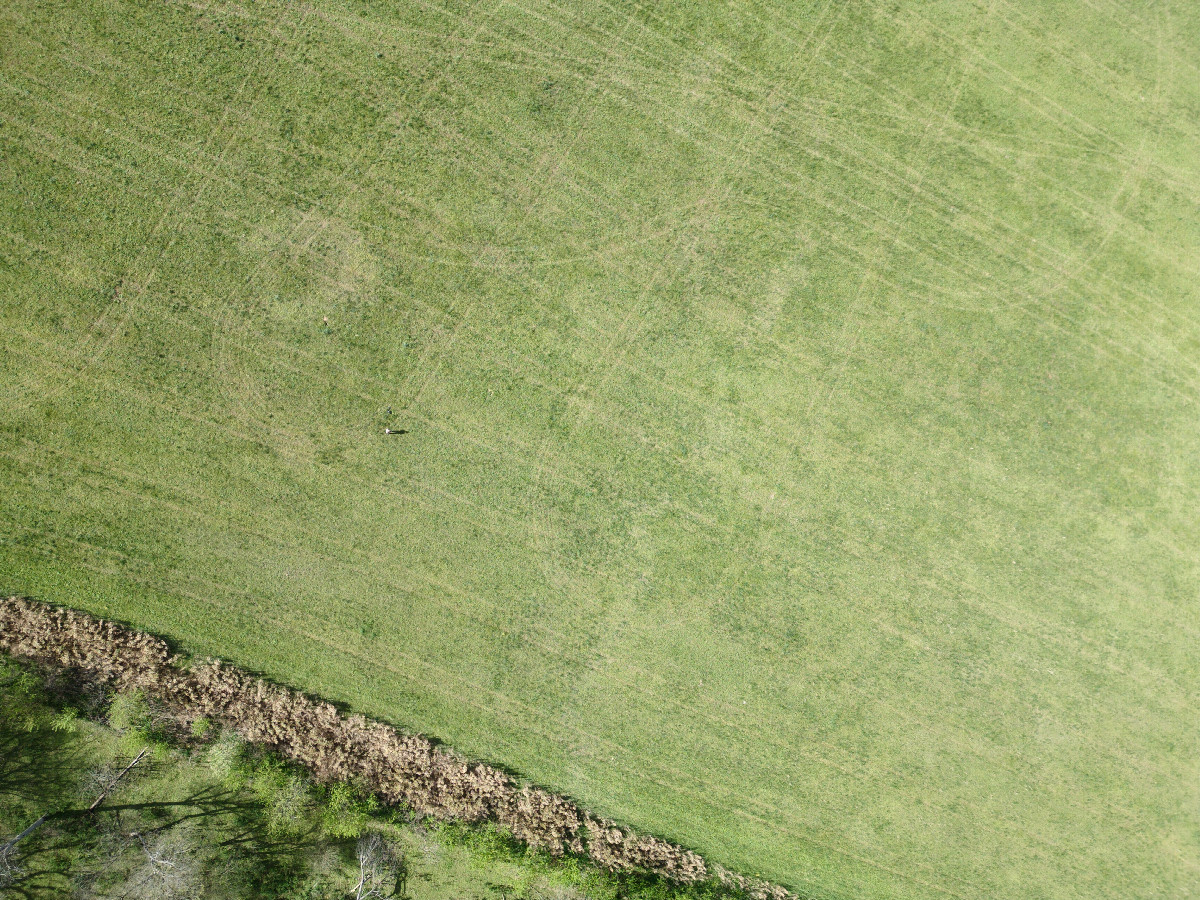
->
0, 721, 93, 811
3, 781, 324, 899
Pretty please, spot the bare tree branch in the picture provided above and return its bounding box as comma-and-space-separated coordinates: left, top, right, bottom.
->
0, 746, 147, 863
88, 748, 148, 812
354, 832, 404, 900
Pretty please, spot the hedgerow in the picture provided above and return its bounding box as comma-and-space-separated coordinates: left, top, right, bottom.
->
0, 596, 792, 900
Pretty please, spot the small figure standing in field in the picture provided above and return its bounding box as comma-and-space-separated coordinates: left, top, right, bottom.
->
384, 428, 407, 435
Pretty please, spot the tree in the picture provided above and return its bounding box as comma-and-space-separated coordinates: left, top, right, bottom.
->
352, 832, 406, 900
0, 741, 146, 891
0, 840, 24, 892
0, 662, 152, 897
116, 828, 203, 900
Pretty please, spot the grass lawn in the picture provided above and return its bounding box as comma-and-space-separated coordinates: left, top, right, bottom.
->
2, 0, 1199, 897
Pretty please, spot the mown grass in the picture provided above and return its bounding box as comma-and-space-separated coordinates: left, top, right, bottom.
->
2, 0, 1199, 898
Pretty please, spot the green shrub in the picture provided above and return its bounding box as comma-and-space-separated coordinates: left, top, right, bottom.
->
49, 707, 78, 733
251, 757, 315, 836
320, 781, 378, 839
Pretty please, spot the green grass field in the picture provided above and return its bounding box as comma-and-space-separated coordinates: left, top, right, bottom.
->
3, 0, 1199, 897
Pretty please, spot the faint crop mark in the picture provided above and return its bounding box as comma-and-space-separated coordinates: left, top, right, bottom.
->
10, 0, 315, 415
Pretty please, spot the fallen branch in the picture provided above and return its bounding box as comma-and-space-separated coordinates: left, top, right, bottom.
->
0, 747, 147, 858
88, 747, 148, 811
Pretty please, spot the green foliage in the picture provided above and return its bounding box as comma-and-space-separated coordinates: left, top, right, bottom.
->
49, 707, 78, 733
106, 690, 150, 733
249, 757, 316, 837
190, 716, 212, 738
3, 0, 1200, 898
457, 821, 530, 869
0, 660, 49, 732
319, 781, 377, 839
0, 660, 118, 897
107, 689, 170, 758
